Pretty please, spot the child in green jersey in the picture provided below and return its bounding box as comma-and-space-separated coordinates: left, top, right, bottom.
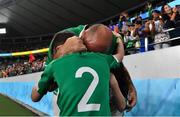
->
31, 31, 126, 116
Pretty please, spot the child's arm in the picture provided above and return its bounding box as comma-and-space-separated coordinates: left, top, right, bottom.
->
31, 63, 54, 102
31, 86, 43, 102
110, 73, 126, 112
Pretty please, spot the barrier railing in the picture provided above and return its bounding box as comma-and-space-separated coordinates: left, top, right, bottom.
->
126, 27, 180, 53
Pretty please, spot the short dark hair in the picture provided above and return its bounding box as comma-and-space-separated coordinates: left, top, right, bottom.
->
51, 31, 75, 56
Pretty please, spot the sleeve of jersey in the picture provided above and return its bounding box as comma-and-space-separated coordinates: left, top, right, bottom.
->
106, 55, 120, 70
63, 25, 85, 36
37, 63, 54, 95
106, 35, 119, 55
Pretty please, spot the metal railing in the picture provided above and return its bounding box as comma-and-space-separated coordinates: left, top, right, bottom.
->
125, 27, 180, 53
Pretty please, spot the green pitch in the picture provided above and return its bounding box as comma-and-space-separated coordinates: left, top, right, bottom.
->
0, 94, 37, 116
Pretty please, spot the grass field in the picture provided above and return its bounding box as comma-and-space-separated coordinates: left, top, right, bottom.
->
0, 94, 37, 116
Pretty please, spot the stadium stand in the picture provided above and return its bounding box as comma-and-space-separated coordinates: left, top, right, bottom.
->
107, 1, 180, 54
0, 55, 46, 78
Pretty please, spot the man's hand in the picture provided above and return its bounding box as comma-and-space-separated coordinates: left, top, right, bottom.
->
54, 36, 87, 59
126, 88, 137, 112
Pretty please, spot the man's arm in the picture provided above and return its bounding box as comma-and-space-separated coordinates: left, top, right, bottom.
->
112, 32, 137, 111
110, 73, 126, 112
122, 65, 137, 111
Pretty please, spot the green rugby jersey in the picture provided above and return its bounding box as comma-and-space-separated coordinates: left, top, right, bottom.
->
38, 52, 119, 116
46, 25, 119, 65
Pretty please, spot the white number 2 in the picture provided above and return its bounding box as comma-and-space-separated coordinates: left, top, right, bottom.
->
75, 67, 101, 112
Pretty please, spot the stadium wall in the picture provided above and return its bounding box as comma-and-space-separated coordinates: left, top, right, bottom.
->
123, 46, 180, 116
0, 72, 54, 116
0, 46, 180, 116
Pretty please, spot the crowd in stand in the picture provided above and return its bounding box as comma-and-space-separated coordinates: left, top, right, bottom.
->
108, 2, 180, 54
0, 56, 46, 78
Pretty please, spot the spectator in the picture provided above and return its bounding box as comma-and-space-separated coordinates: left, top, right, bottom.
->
29, 54, 36, 63
118, 12, 131, 33
148, 10, 170, 50
124, 23, 140, 51
132, 19, 149, 52
147, 2, 153, 17
2, 70, 8, 78
161, 4, 180, 28
124, 23, 135, 42
42, 57, 47, 69
161, 4, 180, 46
